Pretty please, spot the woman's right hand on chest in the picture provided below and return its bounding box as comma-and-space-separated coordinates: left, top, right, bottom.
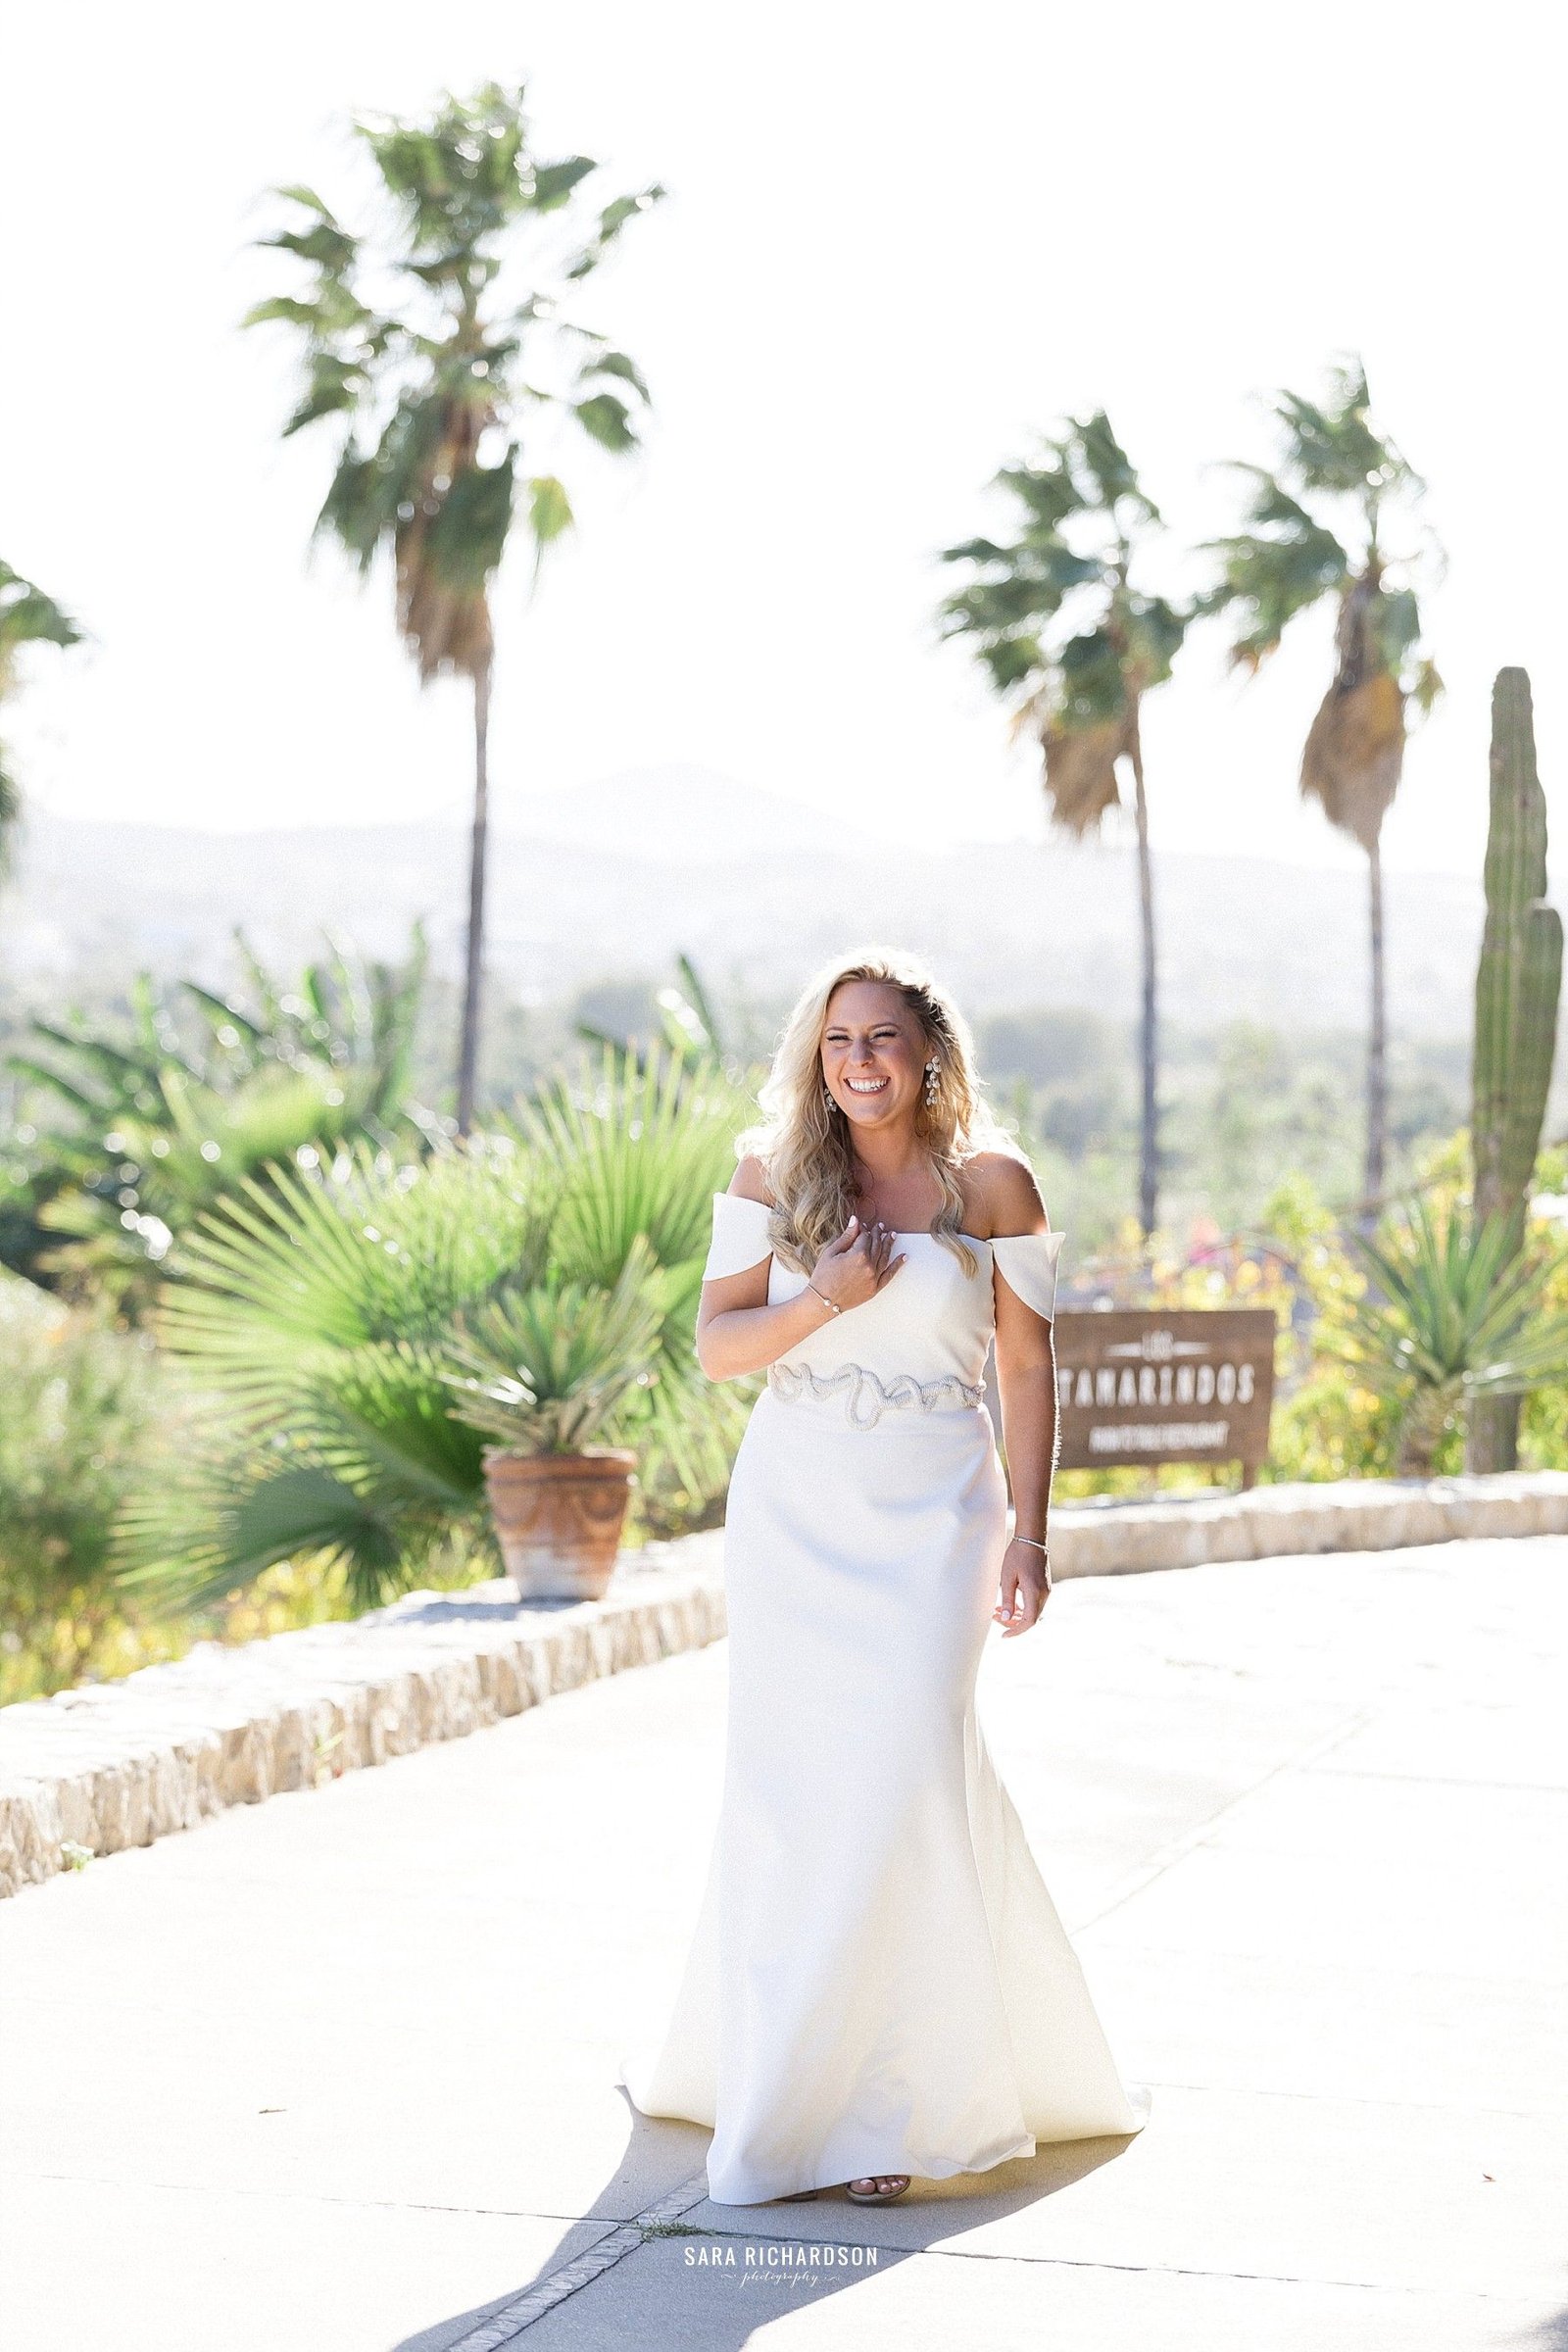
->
810, 1217, 906, 1312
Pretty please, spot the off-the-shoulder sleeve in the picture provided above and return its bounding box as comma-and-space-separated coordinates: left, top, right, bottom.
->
991, 1229, 1065, 1321
703, 1192, 774, 1282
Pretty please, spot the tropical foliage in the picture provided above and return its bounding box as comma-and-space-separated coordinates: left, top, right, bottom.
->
246, 80, 662, 1131
939, 412, 1186, 1239
1335, 1197, 1568, 1473
115, 1049, 750, 1615
444, 1234, 665, 1451
6, 928, 432, 1309
1201, 358, 1443, 1204
0, 1274, 178, 1703
576, 952, 731, 1071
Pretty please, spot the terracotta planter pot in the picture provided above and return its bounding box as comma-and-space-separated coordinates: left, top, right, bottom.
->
482, 1446, 638, 1602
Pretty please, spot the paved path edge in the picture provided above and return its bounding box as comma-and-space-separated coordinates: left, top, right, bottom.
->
4, 1473, 1565, 1898
0, 1540, 727, 1899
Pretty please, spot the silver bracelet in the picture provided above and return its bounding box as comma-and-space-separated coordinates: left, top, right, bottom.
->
1013, 1534, 1050, 1555
808, 1283, 842, 1317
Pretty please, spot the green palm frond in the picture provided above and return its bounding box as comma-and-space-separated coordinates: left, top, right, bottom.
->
0, 562, 82, 687
310, 1339, 491, 1498
125, 1058, 747, 1603
1200, 360, 1438, 693
164, 1143, 548, 1375
938, 411, 1184, 831
11, 929, 436, 1309
24, 1017, 175, 1099
612, 1249, 754, 1502
989, 458, 1082, 538
158, 1171, 394, 1401
1199, 468, 1351, 667
245, 83, 663, 685
514, 1043, 752, 1475
1067, 409, 1159, 526
116, 1458, 439, 1618
1271, 360, 1421, 504
516, 1042, 745, 1282
656, 960, 722, 1060
180, 984, 270, 1062
442, 1235, 665, 1452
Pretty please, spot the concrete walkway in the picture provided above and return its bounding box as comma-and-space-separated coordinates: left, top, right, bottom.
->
2, 1537, 1565, 2352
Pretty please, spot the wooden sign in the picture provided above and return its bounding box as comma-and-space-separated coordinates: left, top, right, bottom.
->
1052, 1308, 1276, 1482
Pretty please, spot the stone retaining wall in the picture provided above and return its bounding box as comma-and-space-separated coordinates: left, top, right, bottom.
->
0, 1537, 724, 1900
1049, 1469, 1568, 1577
6, 1473, 1566, 1899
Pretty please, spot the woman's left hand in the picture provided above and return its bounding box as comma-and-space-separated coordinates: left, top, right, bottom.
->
993, 1538, 1052, 1638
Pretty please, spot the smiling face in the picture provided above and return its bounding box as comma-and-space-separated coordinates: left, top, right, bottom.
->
820, 980, 930, 1134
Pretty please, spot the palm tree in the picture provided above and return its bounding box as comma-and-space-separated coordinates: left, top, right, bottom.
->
939, 414, 1186, 1238
1201, 359, 1442, 1208
0, 561, 81, 886
245, 82, 663, 1133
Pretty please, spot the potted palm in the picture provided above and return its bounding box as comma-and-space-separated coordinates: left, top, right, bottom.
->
443, 1236, 666, 1601
123, 1048, 750, 1619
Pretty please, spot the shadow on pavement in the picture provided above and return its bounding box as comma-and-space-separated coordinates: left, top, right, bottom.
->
394, 2106, 1141, 2352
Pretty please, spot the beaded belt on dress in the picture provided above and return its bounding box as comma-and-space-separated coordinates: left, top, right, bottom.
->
766, 1360, 987, 1430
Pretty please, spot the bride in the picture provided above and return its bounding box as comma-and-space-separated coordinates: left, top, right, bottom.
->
618, 947, 1146, 2206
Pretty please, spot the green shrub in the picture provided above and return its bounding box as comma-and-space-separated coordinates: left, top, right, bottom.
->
0, 1275, 178, 1701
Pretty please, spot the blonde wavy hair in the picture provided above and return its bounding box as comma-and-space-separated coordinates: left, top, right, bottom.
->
734, 947, 1016, 1278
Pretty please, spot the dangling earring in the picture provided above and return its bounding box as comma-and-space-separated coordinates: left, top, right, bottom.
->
924, 1056, 940, 1107
823, 1084, 836, 1115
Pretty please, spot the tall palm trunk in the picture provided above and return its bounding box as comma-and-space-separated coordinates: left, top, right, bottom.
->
1127, 703, 1158, 1239
457, 657, 492, 1136
1364, 833, 1387, 1210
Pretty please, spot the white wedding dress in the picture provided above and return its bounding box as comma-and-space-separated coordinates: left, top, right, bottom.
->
616, 1194, 1148, 2205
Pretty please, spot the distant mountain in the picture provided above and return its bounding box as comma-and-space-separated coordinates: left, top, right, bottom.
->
3, 769, 1492, 1039
511, 765, 825, 864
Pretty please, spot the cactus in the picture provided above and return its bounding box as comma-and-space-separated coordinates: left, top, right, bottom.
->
1466, 668, 1563, 1472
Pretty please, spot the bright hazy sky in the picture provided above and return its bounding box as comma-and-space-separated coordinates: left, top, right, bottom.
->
2, 1, 1562, 877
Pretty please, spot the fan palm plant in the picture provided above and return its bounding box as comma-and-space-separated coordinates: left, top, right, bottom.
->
510, 1042, 755, 1503
1201, 359, 1443, 1207
444, 1236, 664, 1452
245, 82, 663, 1133
444, 1235, 670, 1599
0, 561, 81, 886
939, 414, 1186, 1239
1336, 1197, 1568, 1474
116, 1049, 750, 1612
115, 1145, 528, 1610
